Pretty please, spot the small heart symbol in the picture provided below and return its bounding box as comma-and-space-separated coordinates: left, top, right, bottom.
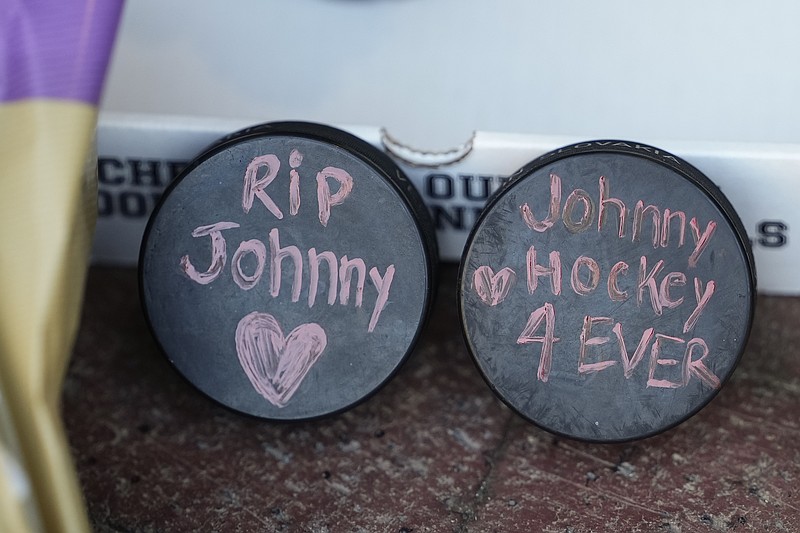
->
235, 312, 327, 407
473, 266, 516, 306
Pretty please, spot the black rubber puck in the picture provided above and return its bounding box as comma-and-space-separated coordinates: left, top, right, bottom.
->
458, 140, 756, 442
140, 122, 437, 420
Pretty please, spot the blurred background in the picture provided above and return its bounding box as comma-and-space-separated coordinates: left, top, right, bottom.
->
101, 1, 800, 150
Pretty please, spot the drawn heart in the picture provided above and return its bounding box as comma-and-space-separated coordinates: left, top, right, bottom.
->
235, 312, 327, 408
473, 266, 516, 306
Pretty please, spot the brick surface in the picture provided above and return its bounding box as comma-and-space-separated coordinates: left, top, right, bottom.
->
64, 266, 799, 532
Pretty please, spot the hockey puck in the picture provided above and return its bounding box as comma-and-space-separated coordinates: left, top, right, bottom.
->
140, 122, 437, 420
458, 140, 756, 442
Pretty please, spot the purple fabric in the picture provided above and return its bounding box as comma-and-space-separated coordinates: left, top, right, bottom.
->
1, 0, 124, 104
